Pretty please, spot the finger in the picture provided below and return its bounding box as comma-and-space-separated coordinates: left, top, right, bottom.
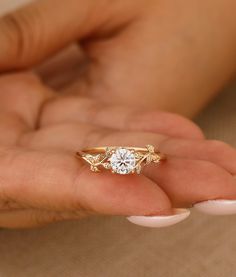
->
0, 147, 172, 216
21, 123, 236, 207
144, 158, 236, 207
0, 209, 88, 229
1, 0, 235, 117
0, 73, 52, 145
20, 122, 167, 152
160, 138, 236, 174
40, 96, 204, 139
0, 0, 135, 70
58, 1, 236, 116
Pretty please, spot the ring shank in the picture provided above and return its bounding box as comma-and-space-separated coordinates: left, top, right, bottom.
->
80, 146, 149, 153
76, 146, 166, 161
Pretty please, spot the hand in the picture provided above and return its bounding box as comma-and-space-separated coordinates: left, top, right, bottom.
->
0, 72, 235, 229
1, 0, 236, 116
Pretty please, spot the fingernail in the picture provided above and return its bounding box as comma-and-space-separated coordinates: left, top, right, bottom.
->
126, 208, 190, 228
194, 200, 236, 215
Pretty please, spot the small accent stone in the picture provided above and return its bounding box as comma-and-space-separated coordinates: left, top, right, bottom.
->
102, 162, 111, 169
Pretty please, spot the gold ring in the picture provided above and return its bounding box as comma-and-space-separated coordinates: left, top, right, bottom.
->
76, 145, 166, 175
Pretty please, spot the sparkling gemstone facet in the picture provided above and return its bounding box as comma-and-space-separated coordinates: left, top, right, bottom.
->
109, 148, 136, 174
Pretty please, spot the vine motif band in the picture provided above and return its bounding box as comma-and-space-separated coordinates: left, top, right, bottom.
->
76, 145, 166, 175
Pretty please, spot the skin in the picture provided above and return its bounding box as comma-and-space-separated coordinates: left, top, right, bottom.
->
0, 0, 236, 116
0, 73, 234, 229
0, 0, 235, 228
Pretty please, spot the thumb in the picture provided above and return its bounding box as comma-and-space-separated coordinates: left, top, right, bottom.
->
0, 0, 107, 70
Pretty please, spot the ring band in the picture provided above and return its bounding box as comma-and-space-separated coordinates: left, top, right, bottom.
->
76, 145, 166, 175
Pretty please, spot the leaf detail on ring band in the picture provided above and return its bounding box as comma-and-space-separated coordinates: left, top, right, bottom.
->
90, 165, 99, 172
145, 154, 153, 164
146, 145, 155, 153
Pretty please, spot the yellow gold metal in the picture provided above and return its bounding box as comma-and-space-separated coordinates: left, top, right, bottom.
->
76, 145, 166, 175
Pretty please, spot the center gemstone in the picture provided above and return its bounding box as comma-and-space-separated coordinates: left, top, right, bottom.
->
109, 148, 136, 174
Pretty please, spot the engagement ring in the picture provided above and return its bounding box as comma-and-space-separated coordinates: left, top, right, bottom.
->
76, 145, 166, 175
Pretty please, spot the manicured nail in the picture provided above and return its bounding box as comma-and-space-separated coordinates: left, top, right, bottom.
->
126, 208, 190, 228
194, 200, 236, 215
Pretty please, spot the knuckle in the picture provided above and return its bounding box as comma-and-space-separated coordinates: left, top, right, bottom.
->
3, 13, 28, 63
2, 8, 41, 67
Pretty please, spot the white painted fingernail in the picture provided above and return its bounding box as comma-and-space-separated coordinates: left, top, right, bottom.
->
194, 200, 236, 215
126, 208, 190, 228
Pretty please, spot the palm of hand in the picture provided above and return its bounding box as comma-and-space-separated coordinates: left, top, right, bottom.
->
0, 73, 235, 229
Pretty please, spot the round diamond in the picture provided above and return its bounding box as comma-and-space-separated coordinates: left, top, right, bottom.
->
109, 148, 136, 174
